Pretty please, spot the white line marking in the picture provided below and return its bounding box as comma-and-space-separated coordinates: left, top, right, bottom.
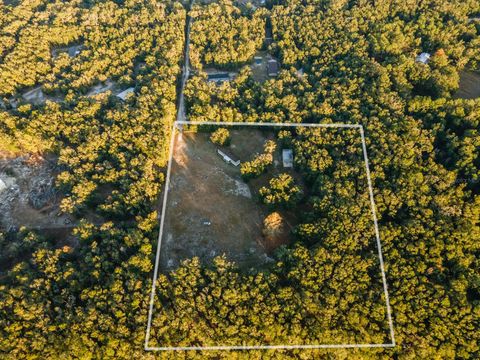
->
146, 343, 395, 351
145, 121, 395, 350
176, 120, 362, 129
144, 122, 177, 349
360, 125, 396, 346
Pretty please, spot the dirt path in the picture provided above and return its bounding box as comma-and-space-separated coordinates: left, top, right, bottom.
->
176, 0, 194, 122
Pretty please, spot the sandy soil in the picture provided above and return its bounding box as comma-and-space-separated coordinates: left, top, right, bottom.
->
0, 154, 74, 231
159, 128, 300, 271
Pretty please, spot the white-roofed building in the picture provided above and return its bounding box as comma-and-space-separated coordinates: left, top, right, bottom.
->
116, 87, 135, 101
415, 52, 431, 64
282, 149, 293, 168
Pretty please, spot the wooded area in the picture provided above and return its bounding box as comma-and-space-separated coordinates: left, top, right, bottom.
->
1, 0, 479, 358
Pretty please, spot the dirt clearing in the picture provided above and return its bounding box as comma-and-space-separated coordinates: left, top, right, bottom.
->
0, 154, 74, 232
159, 127, 301, 272
454, 70, 480, 99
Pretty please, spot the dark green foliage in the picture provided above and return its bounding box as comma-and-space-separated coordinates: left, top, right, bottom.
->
1, 0, 479, 358
240, 139, 276, 180
259, 173, 303, 209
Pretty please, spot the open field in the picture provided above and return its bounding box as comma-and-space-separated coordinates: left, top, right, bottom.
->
454, 70, 480, 99
159, 127, 303, 271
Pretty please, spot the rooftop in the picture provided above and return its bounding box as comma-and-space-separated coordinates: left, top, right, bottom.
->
282, 149, 293, 168
116, 87, 135, 101
207, 73, 230, 82
267, 59, 280, 76
415, 52, 431, 64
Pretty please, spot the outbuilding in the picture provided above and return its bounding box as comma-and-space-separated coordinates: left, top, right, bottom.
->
217, 149, 240, 167
282, 149, 293, 168
116, 87, 135, 101
267, 59, 280, 77
207, 73, 230, 84
415, 52, 431, 64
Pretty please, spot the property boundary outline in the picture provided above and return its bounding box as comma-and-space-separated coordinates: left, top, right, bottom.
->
145, 121, 396, 351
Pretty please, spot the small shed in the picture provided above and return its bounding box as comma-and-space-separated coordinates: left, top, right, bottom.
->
116, 87, 135, 101
282, 149, 293, 168
267, 59, 280, 77
415, 52, 431, 64
207, 73, 230, 83
217, 149, 240, 166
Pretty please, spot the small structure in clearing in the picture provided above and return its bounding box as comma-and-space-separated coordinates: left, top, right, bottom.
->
116, 87, 135, 101
267, 59, 280, 77
415, 52, 431, 64
282, 149, 293, 168
217, 149, 240, 166
207, 73, 231, 84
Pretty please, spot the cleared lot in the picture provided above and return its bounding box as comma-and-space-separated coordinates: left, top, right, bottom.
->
159, 127, 301, 271
454, 70, 480, 99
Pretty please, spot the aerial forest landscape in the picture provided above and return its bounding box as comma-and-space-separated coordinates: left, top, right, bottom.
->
0, 0, 479, 358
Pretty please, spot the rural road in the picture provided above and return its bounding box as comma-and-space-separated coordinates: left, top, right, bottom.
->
176, 0, 194, 123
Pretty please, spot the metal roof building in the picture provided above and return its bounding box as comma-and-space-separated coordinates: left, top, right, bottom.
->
116, 87, 135, 101
282, 149, 293, 168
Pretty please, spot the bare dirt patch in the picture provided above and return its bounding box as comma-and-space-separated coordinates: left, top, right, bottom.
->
0, 154, 74, 232
21, 86, 63, 105
454, 70, 480, 99
86, 79, 117, 97
159, 127, 302, 271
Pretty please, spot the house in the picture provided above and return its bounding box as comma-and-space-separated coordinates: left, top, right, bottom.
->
282, 149, 293, 168
267, 59, 280, 77
217, 149, 240, 166
116, 87, 135, 101
415, 52, 431, 64
207, 73, 230, 83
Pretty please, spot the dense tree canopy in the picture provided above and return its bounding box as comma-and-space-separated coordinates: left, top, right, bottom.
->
1, 0, 479, 358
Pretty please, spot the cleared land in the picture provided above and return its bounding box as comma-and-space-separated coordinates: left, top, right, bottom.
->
0, 154, 72, 231
454, 70, 480, 99
159, 127, 302, 271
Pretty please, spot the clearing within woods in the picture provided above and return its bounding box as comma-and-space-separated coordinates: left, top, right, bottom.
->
454, 70, 480, 99
0, 154, 74, 231
159, 127, 302, 271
